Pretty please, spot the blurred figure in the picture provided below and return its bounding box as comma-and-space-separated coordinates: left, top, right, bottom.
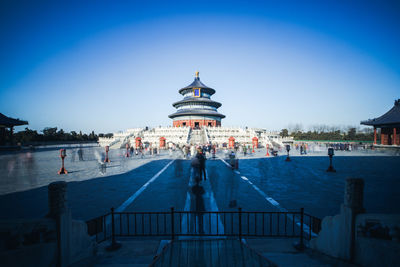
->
195, 148, 207, 181
78, 148, 83, 161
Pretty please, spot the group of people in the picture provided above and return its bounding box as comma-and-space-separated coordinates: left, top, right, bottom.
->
181, 144, 215, 159
295, 143, 308, 155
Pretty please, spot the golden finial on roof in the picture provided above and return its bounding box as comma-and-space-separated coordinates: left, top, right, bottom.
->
195, 71, 199, 78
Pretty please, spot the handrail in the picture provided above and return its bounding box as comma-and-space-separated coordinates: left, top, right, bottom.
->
86, 208, 321, 245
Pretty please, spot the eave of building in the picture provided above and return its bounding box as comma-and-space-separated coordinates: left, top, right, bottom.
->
172, 98, 222, 108
169, 109, 226, 119
0, 113, 28, 127
179, 87, 216, 96
360, 99, 400, 127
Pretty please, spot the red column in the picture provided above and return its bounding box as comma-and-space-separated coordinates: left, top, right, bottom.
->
374, 128, 377, 144
394, 127, 397, 146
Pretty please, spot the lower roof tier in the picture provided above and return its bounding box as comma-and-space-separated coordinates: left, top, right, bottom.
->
168, 109, 225, 119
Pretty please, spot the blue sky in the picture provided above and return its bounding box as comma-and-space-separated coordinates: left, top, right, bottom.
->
1, 0, 399, 133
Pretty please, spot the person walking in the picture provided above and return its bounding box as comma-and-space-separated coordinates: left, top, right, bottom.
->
196, 148, 207, 181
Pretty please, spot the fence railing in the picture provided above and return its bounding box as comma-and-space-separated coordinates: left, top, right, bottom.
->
86, 207, 321, 245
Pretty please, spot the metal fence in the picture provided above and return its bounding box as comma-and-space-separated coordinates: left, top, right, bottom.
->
86, 207, 321, 245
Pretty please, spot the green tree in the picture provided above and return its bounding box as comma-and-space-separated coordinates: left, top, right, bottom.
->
280, 129, 289, 137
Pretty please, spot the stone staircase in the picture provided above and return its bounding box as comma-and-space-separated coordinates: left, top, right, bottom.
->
150, 239, 273, 267
189, 129, 207, 145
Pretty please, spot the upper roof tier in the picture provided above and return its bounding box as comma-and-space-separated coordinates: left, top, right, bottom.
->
361, 99, 400, 127
178, 72, 216, 95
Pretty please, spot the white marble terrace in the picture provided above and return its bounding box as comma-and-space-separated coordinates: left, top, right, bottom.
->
98, 126, 289, 148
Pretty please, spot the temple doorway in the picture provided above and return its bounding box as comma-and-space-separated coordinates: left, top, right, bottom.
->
194, 122, 200, 128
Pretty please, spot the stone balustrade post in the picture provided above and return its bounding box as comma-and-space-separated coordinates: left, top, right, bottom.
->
48, 181, 71, 267
344, 178, 364, 262
344, 178, 365, 214
48, 181, 67, 219
311, 178, 365, 262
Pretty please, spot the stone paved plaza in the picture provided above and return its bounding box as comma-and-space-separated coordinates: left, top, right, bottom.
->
1, 145, 399, 222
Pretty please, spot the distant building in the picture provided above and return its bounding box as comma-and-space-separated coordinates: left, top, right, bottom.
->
361, 99, 400, 146
169, 72, 225, 128
99, 72, 285, 149
0, 113, 28, 146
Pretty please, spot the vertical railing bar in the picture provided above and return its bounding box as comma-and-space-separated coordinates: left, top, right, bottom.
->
246, 212, 250, 235
262, 213, 265, 236
120, 213, 122, 235
134, 213, 137, 235
187, 212, 189, 234
142, 213, 144, 235
164, 213, 166, 234
127, 214, 130, 235
194, 212, 197, 233
216, 213, 219, 235
238, 208, 242, 240
149, 213, 152, 235
255, 213, 257, 236
277, 212, 280, 236
95, 218, 98, 242
179, 213, 182, 233
110, 208, 118, 247
269, 213, 272, 235
231, 213, 233, 235
103, 215, 106, 240
292, 213, 295, 236
170, 207, 175, 240
156, 214, 159, 235
209, 212, 211, 234
300, 208, 304, 246
284, 213, 287, 236
224, 213, 226, 234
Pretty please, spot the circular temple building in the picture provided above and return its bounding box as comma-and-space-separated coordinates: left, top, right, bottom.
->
169, 72, 225, 127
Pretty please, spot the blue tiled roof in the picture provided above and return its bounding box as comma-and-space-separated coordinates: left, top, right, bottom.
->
361, 99, 400, 127
179, 77, 216, 95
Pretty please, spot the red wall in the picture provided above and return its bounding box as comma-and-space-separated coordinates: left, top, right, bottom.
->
380, 127, 400, 145
173, 119, 221, 127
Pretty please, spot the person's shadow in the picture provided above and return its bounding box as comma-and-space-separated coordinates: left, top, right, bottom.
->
191, 184, 205, 234
174, 159, 183, 178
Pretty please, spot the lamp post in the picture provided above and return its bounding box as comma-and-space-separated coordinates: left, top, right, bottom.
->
326, 147, 336, 172
58, 149, 67, 174
285, 144, 291, 162
104, 146, 110, 163
266, 143, 270, 157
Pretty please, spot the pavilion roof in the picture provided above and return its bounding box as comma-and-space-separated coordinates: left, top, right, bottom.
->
361, 99, 400, 127
179, 75, 216, 95
0, 113, 28, 128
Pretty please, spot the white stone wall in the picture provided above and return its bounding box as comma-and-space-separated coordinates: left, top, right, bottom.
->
205, 127, 259, 145
99, 126, 285, 147
142, 127, 190, 146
